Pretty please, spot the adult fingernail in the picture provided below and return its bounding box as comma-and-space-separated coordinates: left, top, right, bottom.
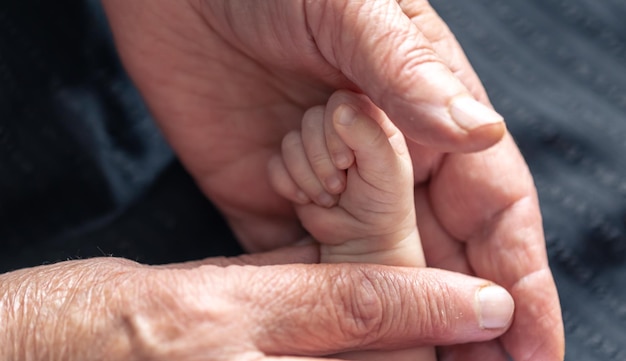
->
476, 285, 515, 329
335, 104, 357, 126
450, 96, 504, 132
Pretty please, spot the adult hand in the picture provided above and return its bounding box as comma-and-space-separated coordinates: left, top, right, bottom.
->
102, 1, 564, 360
0, 244, 514, 361
102, 0, 505, 250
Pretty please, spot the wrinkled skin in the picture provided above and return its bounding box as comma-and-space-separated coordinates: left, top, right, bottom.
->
1, 245, 512, 361
99, 1, 564, 360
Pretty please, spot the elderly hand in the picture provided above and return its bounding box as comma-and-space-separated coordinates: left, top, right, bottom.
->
1, 244, 515, 361
102, 1, 564, 360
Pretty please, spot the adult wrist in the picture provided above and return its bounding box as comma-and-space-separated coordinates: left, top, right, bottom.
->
0, 259, 140, 361
0, 269, 23, 361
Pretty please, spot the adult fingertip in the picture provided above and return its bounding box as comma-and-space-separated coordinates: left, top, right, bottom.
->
476, 285, 515, 330
450, 96, 505, 135
465, 121, 508, 150
425, 96, 506, 152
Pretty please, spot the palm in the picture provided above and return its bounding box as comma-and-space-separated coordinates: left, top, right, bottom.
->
106, 1, 475, 250
109, 1, 356, 250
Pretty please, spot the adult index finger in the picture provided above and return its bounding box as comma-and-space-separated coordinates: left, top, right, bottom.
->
234, 264, 515, 356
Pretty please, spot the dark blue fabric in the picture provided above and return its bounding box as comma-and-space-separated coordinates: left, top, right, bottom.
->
0, 0, 173, 255
1, 0, 625, 360
431, 0, 626, 359
0, 0, 242, 269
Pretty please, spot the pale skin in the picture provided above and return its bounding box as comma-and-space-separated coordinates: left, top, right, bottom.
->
0, 250, 515, 361
269, 92, 438, 361
269, 96, 425, 267
0, 1, 564, 360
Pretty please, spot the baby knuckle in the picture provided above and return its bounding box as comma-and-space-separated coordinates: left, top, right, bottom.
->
282, 130, 303, 150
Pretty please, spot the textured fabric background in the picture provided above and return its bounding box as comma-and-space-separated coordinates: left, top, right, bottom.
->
431, 0, 626, 359
1, 0, 625, 360
0, 0, 243, 270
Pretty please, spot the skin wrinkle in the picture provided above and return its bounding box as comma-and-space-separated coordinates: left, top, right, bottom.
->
86, 261, 145, 360
144, 18, 325, 186
409, 275, 453, 343
219, 2, 274, 63
130, 1, 220, 93
507, 269, 562, 361
280, 2, 351, 89
227, 57, 323, 113
265, 5, 308, 66
361, 270, 457, 346
259, 266, 380, 355
519, 275, 562, 338
471, 194, 540, 249
326, 236, 415, 260
429, 137, 536, 243
202, 54, 293, 113
317, 0, 353, 78
465, 196, 545, 287
356, 6, 443, 104
197, 1, 296, 77
21, 275, 43, 360
404, 10, 496, 118
0, 272, 24, 361
398, 0, 489, 103
200, 1, 327, 87
55, 262, 129, 360
0, 286, 7, 359
149, 1, 204, 49
49, 289, 78, 360
379, 272, 412, 340
467, 194, 559, 360
352, 179, 409, 208
302, 0, 316, 45
334, 268, 386, 348
255, 271, 320, 352
368, 271, 418, 348
4, 263, 89, 360
126, 267, 237, 360
252, 267, 326, 354
400, 1, 454, 54
137, 5, 313, 120
3, 254, 515, 360
359, 28, 423, 100
32, 268, 65, 360
427, 280, 455, 342
118, 272, 193, 360
383, 40, 441, 94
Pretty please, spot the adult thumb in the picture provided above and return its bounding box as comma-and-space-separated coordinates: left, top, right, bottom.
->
306, 0, 505, 152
